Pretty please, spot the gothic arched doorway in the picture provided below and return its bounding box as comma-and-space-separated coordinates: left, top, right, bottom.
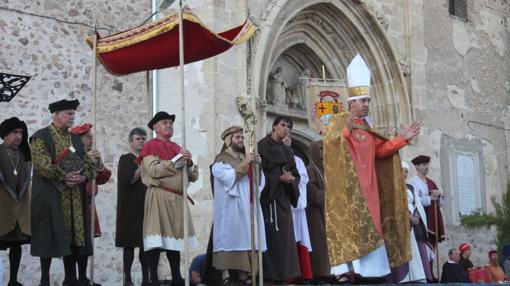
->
251, 0, 411, 140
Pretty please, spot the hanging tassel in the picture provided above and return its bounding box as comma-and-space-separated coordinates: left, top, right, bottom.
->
274, 202, 279, 232
269, 202, 274, 223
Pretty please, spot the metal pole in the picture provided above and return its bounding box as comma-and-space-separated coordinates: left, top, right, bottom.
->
244, 116, 257, 286
243, 1, 263, 283
89, 24, 98, 285
178, 2, 190, 286
245, 115, 263, 286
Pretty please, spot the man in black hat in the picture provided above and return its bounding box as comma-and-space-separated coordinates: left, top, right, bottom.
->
136, 111, 199, 286
30, 99, 98, 286
408, 155, 445, 281
0, 117, 32, 286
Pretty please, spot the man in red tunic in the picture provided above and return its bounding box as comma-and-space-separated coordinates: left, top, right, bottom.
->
409, 155, 445, 281
409, 155, 445, 246
325, 54, 420, 281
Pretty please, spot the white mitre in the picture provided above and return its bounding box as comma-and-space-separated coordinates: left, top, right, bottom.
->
347, 53, 371, 102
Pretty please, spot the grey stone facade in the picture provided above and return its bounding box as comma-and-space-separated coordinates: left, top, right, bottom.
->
1, 0, 508, 284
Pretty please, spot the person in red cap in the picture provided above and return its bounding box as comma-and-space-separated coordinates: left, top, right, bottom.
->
487, 250, 509, 283
70, 124, 112, 233
408, 154, 445, 280
69, 123, 111, 286
458, 243, 474, 274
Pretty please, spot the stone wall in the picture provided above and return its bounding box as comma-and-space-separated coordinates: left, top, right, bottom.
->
421, 0, 509, 266
363, 0, 509, 268
1, 0, 151, 284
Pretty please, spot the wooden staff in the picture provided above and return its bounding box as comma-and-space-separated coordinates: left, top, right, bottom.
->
178, 1, 191, 286
433, 198, 440, 282
89, 25, 98, 285
255, 156, 263, 286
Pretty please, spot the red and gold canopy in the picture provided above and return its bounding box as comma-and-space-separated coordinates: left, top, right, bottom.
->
86, 8, 256, 75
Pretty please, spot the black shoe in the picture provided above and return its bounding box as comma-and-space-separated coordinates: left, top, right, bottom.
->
8, 281, 23, 286
78, 278, 102, 286
170, 278, 184, 286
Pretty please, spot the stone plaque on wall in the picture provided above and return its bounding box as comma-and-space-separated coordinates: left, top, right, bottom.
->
440, 135, 486, 224
456, 154, 476, 215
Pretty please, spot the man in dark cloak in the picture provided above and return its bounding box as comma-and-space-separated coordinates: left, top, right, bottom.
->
30, 99, 97, 286
257, 116, 300, 283
0, 117, 32, 286
440, 248, 470, 283
116, 127, 149, 286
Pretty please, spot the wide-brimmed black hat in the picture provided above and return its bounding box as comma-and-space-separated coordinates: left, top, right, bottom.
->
411, 155, 431, 166
0, 117, 31, 161
48, 99, 80, 113
148, 111, 175, 130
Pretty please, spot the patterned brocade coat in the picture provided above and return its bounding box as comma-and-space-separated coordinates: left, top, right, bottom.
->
30, 125, 97, 258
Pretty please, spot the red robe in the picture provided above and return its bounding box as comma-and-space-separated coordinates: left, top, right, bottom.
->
343, 121, 408, 236
425, 178, 445, 246
86, 168, 112, 237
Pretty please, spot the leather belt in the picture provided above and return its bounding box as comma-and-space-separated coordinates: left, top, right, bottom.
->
161, 186, 195, 206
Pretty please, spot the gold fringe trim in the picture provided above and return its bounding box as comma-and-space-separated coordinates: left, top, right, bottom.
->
86, 10, 257, 54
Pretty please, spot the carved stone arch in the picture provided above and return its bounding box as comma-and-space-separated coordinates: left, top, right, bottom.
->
251, 0, 411, 137
290, 130, 314, 165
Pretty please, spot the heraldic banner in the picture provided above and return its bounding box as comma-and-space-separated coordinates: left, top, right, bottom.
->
304, 79, 348, 135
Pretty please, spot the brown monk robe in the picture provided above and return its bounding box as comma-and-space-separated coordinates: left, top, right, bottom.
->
305, 140, 331, 280
258, 116, 300, 282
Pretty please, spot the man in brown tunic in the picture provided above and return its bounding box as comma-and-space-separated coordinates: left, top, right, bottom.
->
0, 117, 31, 286
137, 111, 199, 286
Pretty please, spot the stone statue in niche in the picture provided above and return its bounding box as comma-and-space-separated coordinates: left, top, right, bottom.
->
285, 87, 300, 108
296, 68, 311, 110
267, 66, 286, 105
